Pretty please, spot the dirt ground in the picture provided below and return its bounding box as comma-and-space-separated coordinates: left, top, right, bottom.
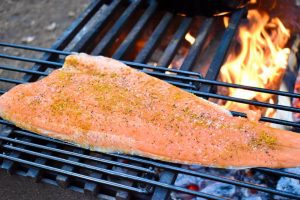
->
0, 0, 89, 69
0, 0, 88, 48
0, 0, 90, 90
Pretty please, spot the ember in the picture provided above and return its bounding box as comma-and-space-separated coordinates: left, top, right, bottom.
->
185, 32, 196, 45
173, 166, 272, 199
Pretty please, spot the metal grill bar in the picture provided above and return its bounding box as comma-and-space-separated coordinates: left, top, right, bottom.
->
200, 8, 246, 95
71, 0, 123, 52
91, 0, 143, 55
157, 17, 192, 67
0, 141, 226, 199
0, 154, 147, 194
56, 148, 83, 188
1, 52, 299, 99
0, 53, 63, 67
0, 49, 299, 129
4, 126, 300, 180
0, 42, 71, 56
256, 168, 300, 180
190, 90, 300, 113
26, 142, 57, 182
180, 18, 214, 71
112, 1, 158, 59
1, 54, 299, 114
49, 0, 105, 51
1, 133, 299, 199
0, 136, 155, 174
3, 145, 151, 184
230, 111, 300, 127
134, 12, 173, 63
0, 78, 26, 84
151, 170, 176, 200
0, 65, 48, 76
2, 43, 299, 98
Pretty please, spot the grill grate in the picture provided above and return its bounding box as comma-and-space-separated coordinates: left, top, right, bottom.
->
0, 43, 300, 199
0, 0, 300, 199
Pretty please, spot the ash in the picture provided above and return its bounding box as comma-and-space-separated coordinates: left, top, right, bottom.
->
171, 165, 284, 200
275, 167, 300, 199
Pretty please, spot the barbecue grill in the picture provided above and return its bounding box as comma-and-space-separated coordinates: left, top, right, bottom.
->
0, 0, 300, 199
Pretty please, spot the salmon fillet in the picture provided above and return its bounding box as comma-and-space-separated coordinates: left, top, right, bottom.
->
0, 53, 300, 168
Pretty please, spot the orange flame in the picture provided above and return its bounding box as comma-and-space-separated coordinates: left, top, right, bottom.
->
220, 10, 290, 117
185, 32, 196, 45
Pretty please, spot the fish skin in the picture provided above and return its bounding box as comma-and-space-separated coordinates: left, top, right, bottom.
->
0, 53, 300, 168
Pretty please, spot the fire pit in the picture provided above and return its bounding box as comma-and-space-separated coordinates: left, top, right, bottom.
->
0, 0, 300, 199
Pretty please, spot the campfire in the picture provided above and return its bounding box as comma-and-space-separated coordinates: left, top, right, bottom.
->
220, 9, 291, 118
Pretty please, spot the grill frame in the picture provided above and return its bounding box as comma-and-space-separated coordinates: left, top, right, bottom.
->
0, 0, 300, 199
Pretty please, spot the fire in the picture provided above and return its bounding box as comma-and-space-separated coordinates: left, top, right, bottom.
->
223, 16, 230, 28
185, 32, 196, 45
220, 10, 290, 117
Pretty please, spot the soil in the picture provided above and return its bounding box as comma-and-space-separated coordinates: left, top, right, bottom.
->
0, 0, 88, 48
0, 0, 89, 90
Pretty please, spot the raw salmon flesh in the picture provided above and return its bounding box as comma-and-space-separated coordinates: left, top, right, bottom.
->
0, 53, 300, 168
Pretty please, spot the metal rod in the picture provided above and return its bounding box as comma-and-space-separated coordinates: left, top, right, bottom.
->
0, 54, 63, 67
91, 0, 143, 55
3, 144, 154, 181
2, 44, 299, 96
1, 136, 298, 199
199, 8, 246, 95
72, 0, 123, 52
0, 42, 71, 55
91, 0, 142, 55
0, 143, 225, 200
112, 1, 158, 59
50, 0, 105, 51
134, 12, 173, 63
180, 18, 214, 71
121, 60, 201, 76
1, 51, 298, 99
190, 90, 300, 113
0, 45, 201, 75
6, 127, 300, 180
0, 136, 155, 174
256, 168, 300, 180
0, 78, 26, 84
141, 71, 300, 98
0, 65, 48, 76
0, 65, 298, 113
157, 17, 193, 67
0, 154, 146, 194
164, 81, 197, 90
230, 111, 300, 127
